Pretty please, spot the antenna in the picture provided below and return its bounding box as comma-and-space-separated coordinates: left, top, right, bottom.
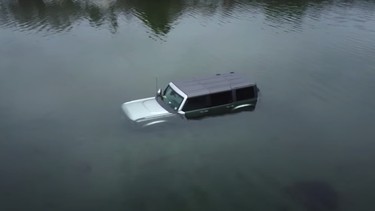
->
155, 76, 158, 92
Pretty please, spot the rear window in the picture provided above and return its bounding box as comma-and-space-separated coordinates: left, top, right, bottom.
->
182, 96, 209, 111
210, 91, 233, 107
236, 86, 255, 101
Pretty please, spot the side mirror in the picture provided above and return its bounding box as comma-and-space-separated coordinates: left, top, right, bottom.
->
157, 88, 162, 97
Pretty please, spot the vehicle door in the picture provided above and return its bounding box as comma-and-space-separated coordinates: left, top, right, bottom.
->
181, 95, 210, 119
208, 90, 234, 116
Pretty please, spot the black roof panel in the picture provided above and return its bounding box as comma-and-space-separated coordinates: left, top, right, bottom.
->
172, 72, 255, 97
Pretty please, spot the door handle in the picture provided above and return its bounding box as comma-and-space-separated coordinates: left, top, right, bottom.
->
226, 105, 234, 108
200, 110, 209, 113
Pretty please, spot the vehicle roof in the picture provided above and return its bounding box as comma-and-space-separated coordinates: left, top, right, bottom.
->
172, 72, 255, 98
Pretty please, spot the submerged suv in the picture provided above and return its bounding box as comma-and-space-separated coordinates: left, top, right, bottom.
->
121, 72, 259, 127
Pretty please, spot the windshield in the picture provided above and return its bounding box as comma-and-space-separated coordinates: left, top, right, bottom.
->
162, 85, 184, 111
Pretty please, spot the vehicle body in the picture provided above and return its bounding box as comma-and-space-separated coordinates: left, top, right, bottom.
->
121, 72, 259, 127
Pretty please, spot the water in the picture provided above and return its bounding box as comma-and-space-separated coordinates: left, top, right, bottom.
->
1, 0, 375, 210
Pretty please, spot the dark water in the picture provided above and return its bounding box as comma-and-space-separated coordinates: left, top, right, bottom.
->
1, 0, 375, 210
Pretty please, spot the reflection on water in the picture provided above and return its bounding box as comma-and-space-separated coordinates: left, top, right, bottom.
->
0, 0, 184, 35
130, 0, 184, 35
1, 0, 375, 36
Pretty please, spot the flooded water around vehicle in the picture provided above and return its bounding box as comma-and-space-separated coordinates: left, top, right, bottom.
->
1, 0, 375, 210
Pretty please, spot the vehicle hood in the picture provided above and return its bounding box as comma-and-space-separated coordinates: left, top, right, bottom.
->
122, 97, 171, 121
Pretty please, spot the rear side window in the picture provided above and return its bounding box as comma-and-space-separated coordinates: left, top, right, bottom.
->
236, 86, 255, 101
210, 91, 233, 107
182, 96, 209, 111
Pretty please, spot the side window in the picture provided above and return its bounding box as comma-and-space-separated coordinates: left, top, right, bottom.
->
210, 91, 233, 107
236, 86, 255, 101
182, 96, 209, 111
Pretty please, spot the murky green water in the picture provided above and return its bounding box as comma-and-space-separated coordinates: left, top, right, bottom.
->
1, 0, 375, 210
